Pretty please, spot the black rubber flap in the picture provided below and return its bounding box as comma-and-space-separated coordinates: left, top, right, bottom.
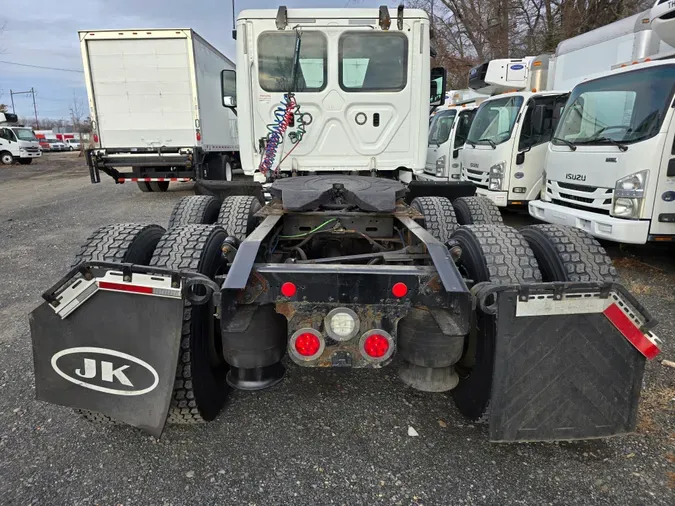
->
488, 289, 645, 442
30, 290, 184, 437
270, 175, 406, 212
405, 180, 476, 203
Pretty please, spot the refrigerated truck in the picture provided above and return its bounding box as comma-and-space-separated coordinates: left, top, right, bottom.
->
80, 29, 239, 192
529, 2, 675, 244
460, 56, 570, 207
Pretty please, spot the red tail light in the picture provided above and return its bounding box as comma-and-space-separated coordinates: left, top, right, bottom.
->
93, 133, 99, 143
391, 282, 408, 298
281, 282, 297, 297
196, 130, 201, 141
290, 328, 324, 361
360, 330, 394, 361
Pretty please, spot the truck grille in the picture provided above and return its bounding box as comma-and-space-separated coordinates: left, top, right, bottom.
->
462, 167, 489, 188
546, 180, 613, 213
25, 147, 40, 153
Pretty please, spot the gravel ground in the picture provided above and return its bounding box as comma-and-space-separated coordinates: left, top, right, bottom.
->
1, 153, 673, 506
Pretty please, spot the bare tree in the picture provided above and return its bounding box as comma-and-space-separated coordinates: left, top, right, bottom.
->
70, 94, 87, 155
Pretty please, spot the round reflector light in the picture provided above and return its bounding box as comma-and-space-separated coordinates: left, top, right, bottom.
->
281, 282, 297, 297
392, 282, 408, 298
295, 332, 321, 357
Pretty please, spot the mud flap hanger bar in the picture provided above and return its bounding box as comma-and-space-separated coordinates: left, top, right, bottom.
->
41, 261, 221, 307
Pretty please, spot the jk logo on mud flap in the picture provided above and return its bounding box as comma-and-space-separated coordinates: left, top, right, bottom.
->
51, 347, 159, 396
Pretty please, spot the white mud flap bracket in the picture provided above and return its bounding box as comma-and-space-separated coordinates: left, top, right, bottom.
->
29, 263, 200, 437
474, 282, 660, 442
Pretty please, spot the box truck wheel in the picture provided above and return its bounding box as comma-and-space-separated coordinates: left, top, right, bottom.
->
410, 196, 458, 242
71, 223, 166, 423
452, 196, 503, 225
149, 181, 169, 192
168, 196, 221, 229
149, 225, 229, 423
450, 225, 541, 422
19, 158, 32, 165
521, 224, 618, 282
137, 181, 152, 192
217, 196, 262, 240
1, 151, 14, 165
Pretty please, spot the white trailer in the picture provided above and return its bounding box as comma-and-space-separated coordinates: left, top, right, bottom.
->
80, 29, 239, 192
529, 1, 675, 244
460, 56, 570, 207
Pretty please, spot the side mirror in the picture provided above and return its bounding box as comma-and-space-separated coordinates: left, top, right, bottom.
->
220, 69, 237, 108
430, 67, 446, 107
452, 148, 460, 159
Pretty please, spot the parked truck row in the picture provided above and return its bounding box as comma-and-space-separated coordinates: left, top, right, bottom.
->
424, 0, 675, 244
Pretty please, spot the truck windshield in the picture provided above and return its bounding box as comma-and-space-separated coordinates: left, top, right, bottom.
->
14, 128, 37, 141
258, 31, 327, 92
466, 95, 524, 146
553, 65, 675, 146
428, 110, 457, 145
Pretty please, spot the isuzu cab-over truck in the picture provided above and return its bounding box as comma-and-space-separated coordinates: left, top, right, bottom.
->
0, 113, 41, 165
29, 6, 661, 443
529, 1, 675, 243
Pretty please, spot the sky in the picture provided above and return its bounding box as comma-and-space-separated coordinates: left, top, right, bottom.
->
0, 0, 400, 121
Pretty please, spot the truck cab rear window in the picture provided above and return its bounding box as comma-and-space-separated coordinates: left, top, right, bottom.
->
258, 32, 327, 92
339, 33, 408, 92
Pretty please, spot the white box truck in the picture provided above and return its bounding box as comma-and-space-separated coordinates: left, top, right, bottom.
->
529, 1, 675, 244
459, 56, 570, 207
80, 29, 239, 192
0, 113, 42, 165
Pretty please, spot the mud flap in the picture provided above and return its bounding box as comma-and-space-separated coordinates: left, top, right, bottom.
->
476, 282, 659, 442
30, 274, 185, 437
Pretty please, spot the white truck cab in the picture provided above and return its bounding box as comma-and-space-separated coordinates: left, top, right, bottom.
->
529, 61, 675, 243
222, 6, 441, 180
420, 101, 478, 182
460, 56, 569, 206
0, 113, 42, 165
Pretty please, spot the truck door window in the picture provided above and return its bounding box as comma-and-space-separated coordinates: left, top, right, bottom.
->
0, 128, 16, 142
518, 96, 564, 151
428, 110, 456, 145
339, 32, 408, 92
258, 32, 327, 92
453, 110, 474, 149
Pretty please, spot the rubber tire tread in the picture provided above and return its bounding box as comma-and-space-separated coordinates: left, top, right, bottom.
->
520, 224, 618, 282
72, 223, 166, 423
450, 225, 541, 422
168, 195, 222, 229
149, 181, 169, 192
150, 225, 228, 424
410, 196, 458, 243
19, 158, 33, 165
452, 196, 503, 225
217, 195, 262, 240
137, 181, 152, 192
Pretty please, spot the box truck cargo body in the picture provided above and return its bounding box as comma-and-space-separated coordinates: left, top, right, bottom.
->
80, 29, 239, 192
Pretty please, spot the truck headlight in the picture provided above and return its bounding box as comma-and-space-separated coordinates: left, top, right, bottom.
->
489, 161, 505, 190
612, 170, 647, 219
435, 156, 446, 176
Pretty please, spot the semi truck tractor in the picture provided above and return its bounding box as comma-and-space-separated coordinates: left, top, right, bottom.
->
0, 113, 42, 165
80, 29, 239, 192
529, 1, 675, 244
29, 6, 661, 442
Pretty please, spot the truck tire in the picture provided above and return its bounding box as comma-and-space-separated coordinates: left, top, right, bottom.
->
1, 151, 14, 165
520, 224, 618, 282
205, 154, 234, 181
149, 181, 170, 192
149, 225, 229, 423
452, 196, 503, 225
19, 158, 33, 165
450, 225, 541, 422
217, 195, 262, 240
410, 196, 458, 243
71, 223, 166, 424
168, 195, 221, 229
137, 181, 152, 192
